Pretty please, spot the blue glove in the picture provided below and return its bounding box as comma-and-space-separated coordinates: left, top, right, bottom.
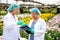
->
17, 20, 24, 25
29, 28, 34, 34
17, 20, 34, 34
17, 20, 27, 27
21, 24, 27, 27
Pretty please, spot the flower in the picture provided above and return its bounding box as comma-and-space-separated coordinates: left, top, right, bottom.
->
18, 13, 55, 24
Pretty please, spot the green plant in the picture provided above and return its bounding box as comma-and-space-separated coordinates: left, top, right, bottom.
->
0, 23, 3, 26
0, 20, 3, 23
23, 10, 30, 13
20, 30, 29, 39
0, 26, 3, 36
0, 20, 3, 36
45, 30, 60, 40
40, 8, 57, 14
58, 24, 60, 28
51, 8, 57, 14
0, 11, 7, 15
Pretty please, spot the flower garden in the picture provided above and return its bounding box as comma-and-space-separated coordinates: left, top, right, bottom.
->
0, 6, 60, 40
18, 13, 60, 40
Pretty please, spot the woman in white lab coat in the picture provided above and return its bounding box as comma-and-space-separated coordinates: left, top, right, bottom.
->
28, 8, 46, 40
3, 4, 20, 40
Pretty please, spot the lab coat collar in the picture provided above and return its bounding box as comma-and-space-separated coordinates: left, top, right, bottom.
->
31, 18, 41, 27
8, 12, 17, 22
32, 18, 41, 23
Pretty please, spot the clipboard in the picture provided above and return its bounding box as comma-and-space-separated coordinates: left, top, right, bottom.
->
20, 25, 34, 34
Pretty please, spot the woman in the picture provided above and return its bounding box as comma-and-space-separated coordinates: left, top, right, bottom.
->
3, 4, 20, 40
28, 8, 46, 40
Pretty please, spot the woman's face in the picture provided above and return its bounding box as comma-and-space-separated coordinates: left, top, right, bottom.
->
31, 12, 38, 19
12, 9, 19, 15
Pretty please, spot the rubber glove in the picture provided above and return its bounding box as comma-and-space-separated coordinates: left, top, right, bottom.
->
29, 28, 34, 34
21, 24, 27, 27
17, 20, 27, 27
17, 20, 24, 25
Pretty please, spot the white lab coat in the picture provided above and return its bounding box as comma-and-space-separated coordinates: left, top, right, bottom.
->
28, 18, 46, 40
3, 12, 20, 40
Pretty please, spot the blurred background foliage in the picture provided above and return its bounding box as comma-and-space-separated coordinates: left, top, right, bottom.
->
0, 5, 60, 40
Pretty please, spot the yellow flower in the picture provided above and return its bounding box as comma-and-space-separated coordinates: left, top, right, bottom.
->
18, 13, 55, 24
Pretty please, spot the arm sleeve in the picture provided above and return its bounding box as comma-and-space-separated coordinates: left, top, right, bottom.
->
34, 21, 46, 35
3, 17, 17, 30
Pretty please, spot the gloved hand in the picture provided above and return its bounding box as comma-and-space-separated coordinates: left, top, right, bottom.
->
17, 20, 24, 25
21, 24, 27, 27
29, 28, 34, 34
17, 20, 34, 34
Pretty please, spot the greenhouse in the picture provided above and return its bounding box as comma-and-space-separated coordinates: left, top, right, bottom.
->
0, 0, 60, 40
